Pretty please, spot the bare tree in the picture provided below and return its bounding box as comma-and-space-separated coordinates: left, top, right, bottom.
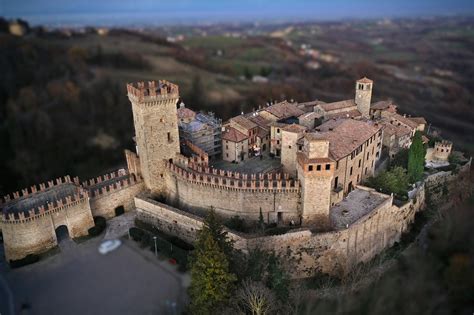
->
236, 279, 276, 315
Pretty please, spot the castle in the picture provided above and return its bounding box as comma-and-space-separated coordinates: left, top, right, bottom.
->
1, 77, 470, 277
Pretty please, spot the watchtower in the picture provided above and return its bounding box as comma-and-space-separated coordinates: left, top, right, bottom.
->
127, 80, 180, 192
296, 134, 334, 230
355, 77, 373, 119
433, 140, 452, 161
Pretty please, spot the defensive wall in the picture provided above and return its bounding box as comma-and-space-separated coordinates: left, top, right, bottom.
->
136, 160, 471, 278
0, 169, 145, 262
163, 161, 301, 223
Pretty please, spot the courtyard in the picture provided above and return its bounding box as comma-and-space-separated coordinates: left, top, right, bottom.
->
0, 214, 188, 315
210, 155, 282, 174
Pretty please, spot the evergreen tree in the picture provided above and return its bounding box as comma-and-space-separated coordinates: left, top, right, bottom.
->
189, 229, 236, 314
408, 131, 426, 183
258, 207, 265, 231
205, 208, 234, 257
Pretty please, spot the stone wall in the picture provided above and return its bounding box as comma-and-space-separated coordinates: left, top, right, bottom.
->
89, 180, 145, 219
1, 197, 94, 261
133, 182, 426, 278
164, 162, 300, 224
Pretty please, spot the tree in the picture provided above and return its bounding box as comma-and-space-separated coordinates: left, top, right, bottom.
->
258, 207, 265, 232
235, 279, 276, 315
205, 208, 234, 257
408, 131, 426, 183
390, 148, 409, 169
366, 166, 409, 199
266, 254, 290, 302
189, 221, 236, 314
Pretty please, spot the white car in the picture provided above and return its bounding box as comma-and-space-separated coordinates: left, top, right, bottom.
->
98, 239, 122, 255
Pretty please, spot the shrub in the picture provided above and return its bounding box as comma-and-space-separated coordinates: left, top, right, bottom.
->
88, 216, 106, 236
129, 227, 144, 241
225, 215, 247, 232
265, 226, 291, 236
10, 254, 40, 268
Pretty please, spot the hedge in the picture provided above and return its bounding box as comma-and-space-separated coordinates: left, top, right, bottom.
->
88, 216, 106, 236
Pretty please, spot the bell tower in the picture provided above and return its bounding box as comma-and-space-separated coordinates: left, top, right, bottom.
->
127, 80, 180, 193
355, 77, 373, 119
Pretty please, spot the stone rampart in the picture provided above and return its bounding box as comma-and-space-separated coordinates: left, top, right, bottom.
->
134, 180, 427, 278
164, 162, 300, 223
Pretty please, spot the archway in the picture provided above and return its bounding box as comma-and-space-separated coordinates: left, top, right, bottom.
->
115, 205, 125, 216
55, 225, 70, 243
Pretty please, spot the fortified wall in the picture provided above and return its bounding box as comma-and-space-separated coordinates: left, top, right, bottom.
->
164, 161, 301, 223
0, 169, 145, 262
136, 160, 471, 278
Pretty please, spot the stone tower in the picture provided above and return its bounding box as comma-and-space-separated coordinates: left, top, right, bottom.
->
296, 134, 334, 230
127, 80, 180, 193
355, 77, 373, 119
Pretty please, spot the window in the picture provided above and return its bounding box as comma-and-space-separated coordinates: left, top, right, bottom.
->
226, 145, 228, 149
289, 145, 292, 149
167, 132, 171, 142
277, 128, 280, 134
277, 140, 280, 144
365, 167, 368, 175
376, 152, 379, 158
298, 145, 303, 150
308, 165, 313, 171
325, 164, 330, 170
336, 161, 339, 169
350, 167, 353, 175
358, 160, 361, 167
317, 165, 321, 171
367, 152, 369, 160
334, 176, 339, 189
226, 153, 229, 157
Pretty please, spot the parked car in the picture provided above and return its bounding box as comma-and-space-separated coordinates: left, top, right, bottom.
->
98, 239, 121, 255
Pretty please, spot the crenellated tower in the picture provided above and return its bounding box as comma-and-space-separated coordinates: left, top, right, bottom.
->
355, 77, 373, 119
127, 80, 180, 193
296, 134, 334, 230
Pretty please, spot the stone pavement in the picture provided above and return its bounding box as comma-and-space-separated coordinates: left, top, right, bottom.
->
103, 211, 137, 240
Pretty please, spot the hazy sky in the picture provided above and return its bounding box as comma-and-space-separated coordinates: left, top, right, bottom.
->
2, 0, 474, 26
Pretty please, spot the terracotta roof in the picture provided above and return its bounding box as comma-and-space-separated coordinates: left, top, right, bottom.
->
282, 123, 307, 133
222, 127, 248, 143
357, 77, 373, 84
310, 119, 381, 160
299, 112, 323, 120
230, 115, 257, 131
319, 99, 356, 112
263, 101, 304, 119
409, 117, 427, 125
248, 114, 271, 129
325, 109, 361, 120
382, 122, 412, 138
387, 113, 419, 129
370, 100, 393, 110
177, 107, 196, 120
256, 127, 269, 139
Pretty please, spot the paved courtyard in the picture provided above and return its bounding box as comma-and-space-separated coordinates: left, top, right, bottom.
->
0, 215, 189, 315
210, 155, 282, 174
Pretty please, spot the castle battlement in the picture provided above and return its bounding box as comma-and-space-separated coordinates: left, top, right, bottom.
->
1, 175, 77, 205
81, 169, 128, 188
1, 190, 89, 224
127, 80, 179, 103
166, 161, 299, 192
435, 140, 452, 148
89, 174, 143, 198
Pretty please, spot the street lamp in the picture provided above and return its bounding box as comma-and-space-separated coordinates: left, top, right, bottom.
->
153, 236, 157, 257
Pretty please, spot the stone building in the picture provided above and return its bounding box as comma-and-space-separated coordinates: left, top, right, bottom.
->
221, 126, 249, 162
177, 104, 222, 159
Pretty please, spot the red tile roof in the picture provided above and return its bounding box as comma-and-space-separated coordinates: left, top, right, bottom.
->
177, 107, 196, 120
357, 77, 373, 84
222, 127, 248, 143
263, 101, 304, 119
319, 99, 356, 112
